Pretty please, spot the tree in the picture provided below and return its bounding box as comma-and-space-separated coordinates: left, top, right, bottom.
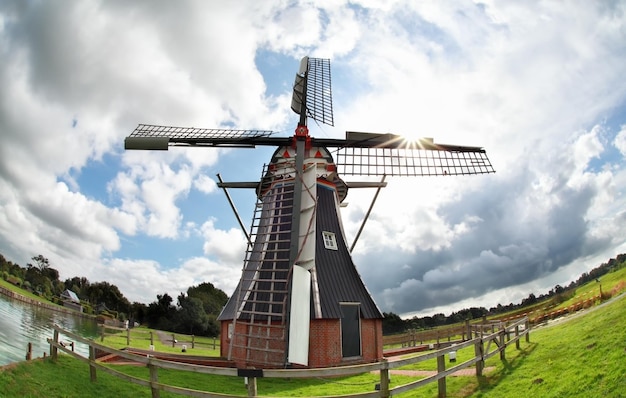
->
382, 312, 405, 334
32, 255, 50, 272
85, 281, 131, 317
521, 293, 537, 306
186, 282, 228, 315
129, 302, 147, 325
64, 276, 90, 298
176, 294, 209, 335
145, 293, 176, 331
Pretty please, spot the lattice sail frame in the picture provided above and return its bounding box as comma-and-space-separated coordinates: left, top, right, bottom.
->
335, 146, 494, 176
304, 58, 334, 126
126, 125, 495, 177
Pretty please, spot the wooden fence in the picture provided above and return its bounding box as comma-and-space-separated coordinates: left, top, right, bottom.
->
383, 323, 470, 349
48, 317, 529, 398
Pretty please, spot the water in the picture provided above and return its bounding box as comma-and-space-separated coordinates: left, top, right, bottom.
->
0, 294, 99, 366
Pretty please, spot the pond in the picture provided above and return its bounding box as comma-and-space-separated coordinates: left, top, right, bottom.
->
0, 294, 99, 366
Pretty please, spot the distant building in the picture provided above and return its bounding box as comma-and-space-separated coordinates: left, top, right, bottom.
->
60, 289, 83, 312
61, 289, 80, 302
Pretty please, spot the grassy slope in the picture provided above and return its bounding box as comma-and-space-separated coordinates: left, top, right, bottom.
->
471, 294, 626, 398
0, 278, 58, 304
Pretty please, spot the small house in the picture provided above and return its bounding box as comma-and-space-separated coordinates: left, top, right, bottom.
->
60, 289, 83, 312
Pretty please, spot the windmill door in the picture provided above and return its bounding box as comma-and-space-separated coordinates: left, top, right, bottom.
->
340, 303, 361, 358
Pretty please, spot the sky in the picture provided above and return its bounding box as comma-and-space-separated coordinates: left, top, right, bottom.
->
1, 1, 626, 318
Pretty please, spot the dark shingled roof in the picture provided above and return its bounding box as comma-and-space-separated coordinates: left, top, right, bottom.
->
314, 185, 382, 319
218, 180, 382, 321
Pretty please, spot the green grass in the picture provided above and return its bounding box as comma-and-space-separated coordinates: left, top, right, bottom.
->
0, 355, 158, 398
0, 278, 58, 305
560, 266, 626, 307
2, 294, 624, 397
99, 326, 221, 356
470, 295, 626, 398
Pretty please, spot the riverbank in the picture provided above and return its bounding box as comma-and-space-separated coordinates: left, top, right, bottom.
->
0, 283, 94, 320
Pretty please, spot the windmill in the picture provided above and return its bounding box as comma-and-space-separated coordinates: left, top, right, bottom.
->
124, 57, 495, 369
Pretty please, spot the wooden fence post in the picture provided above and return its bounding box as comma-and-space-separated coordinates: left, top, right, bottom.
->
192, 335, 195, 349
172, 334, 176, 347
465, 320, 471, 340
149, 360, 160, 398
515, 325, 520, 349
475, 336, 484, 377
51, 329, 59, 361
499, 330, 506, 361
379, 358, 390, 398
150, 331, 154, 345
525, 318, 530, 343
26, 342, 33, 361
437, 352, 446, 398
89, 346, 97, 382
247, 377, 257, 397
127, 328, 131, 346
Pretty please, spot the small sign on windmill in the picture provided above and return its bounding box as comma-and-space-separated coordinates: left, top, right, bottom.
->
125, 57, 495, 369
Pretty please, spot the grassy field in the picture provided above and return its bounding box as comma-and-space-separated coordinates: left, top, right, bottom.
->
99, 325, 221, 356
470, 294, 626, 397
2, 292, 624, 397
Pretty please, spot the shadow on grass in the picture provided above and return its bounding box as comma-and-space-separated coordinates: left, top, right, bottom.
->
463, 342, 538, 396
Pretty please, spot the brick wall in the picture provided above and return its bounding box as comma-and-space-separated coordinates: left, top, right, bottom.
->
309, 318, 383, 368
221, 317, 383, 368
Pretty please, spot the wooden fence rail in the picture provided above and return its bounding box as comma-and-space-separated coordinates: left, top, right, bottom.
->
383, 324, 469, 348
48, 317, 529, 398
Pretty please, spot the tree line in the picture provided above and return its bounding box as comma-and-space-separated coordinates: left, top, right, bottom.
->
382, 253, 626, 334
2, 251, 624, 338
0, 253, 228, 337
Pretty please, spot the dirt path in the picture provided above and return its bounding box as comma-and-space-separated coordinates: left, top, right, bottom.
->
387, 367, 495, 377
155, 330, 188, 348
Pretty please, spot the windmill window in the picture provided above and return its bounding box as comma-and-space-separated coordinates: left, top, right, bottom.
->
322, 231, 338, 250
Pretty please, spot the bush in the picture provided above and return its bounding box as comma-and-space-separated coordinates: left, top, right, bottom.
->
7, 275, 23, 287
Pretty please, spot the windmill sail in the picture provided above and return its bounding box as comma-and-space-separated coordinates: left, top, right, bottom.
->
291, 57, 334, 126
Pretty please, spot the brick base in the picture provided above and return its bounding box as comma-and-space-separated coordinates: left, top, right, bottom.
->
220, 318, 383, 368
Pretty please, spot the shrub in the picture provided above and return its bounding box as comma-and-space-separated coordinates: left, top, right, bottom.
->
7, 275, 23, 287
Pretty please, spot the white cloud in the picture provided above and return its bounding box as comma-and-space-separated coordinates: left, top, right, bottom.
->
201, 219, 247, 265
1, 1, 626, 314
614, 125, 626, 156
194, 174, 218, 195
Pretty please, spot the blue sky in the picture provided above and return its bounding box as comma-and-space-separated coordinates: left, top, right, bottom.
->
1, 1, 626, 317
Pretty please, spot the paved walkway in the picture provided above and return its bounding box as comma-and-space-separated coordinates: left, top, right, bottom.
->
155, 330, 189, 348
